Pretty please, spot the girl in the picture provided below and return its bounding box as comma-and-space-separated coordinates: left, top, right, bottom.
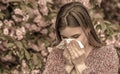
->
42, 2, 119, 74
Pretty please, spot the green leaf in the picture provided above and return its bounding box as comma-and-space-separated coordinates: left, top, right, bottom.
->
95, 24, 101, 31
9, 0, 21, 2
0, 36, 6, 40
0, 13, 5, 19
45, 41, 50, 47
101, 24, 107, 31
24, 49, 31, 60
21, 40, 28, 48
104, 21, 111, 26
28, 60, 34, 70
2, 69, 10, 74
31, 54, 42, 69
6, 43, 14, 48
0, 30, 2, 34
37, 59, 42, 68
15, 41, 24, 49
17, 50, 24, 60
45, 13, 56, 20
32, 54, 38, 66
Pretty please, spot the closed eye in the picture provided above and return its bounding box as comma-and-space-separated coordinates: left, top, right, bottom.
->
61, 33, 81, 39
71, 34, 81, 38
61, 35, 68, 39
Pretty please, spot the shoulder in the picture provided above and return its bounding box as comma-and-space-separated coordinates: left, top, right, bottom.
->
48, 47, 64, 57
47, 47, 65, 64
99, 45, 117, 53
90, 45, 118, 59
85, 45, 119, 73
98, 45, 119, 64
42, 47, 67, 74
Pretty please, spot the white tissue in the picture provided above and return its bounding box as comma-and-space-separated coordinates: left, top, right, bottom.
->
64, 39, 84, 48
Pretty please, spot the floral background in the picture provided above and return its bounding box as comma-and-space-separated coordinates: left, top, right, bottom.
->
0, 0, 120, 74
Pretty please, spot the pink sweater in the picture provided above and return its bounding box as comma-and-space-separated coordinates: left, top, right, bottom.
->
42, 45, 119, 74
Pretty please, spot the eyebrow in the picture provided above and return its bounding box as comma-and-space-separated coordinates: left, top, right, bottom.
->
61, 33, 81, 38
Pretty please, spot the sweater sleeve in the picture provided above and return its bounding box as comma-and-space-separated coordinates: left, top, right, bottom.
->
42, 48, 67, 74
82, 45, 119, 74
96, 45, 119, 74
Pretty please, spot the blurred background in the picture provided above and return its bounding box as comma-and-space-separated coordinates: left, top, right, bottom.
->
0, 0, 120, 74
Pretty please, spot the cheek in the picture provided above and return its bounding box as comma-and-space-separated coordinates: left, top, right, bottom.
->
76, 36, 83, 41
76, 34, 87, 44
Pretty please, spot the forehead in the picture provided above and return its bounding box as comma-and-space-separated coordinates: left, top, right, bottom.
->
60, 27, 82, 37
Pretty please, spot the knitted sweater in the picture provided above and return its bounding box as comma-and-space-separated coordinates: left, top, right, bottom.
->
42, 45, 119, 74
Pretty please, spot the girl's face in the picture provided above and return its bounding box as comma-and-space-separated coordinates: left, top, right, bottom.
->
60, 27, 88, 45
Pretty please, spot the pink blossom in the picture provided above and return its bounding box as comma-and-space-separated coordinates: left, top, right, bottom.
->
38, 0, 48, 15
16, 29, 23, 36
29, 24, 40, 31
105, 38, 116, 45
49, 32, 56, 40
12, 15, 22, 22
40, 29, 48, 35
20, 26, 26, 35
23, 15, 29, 21
41, 50, 48, 57
47, 47, 53, 53
34, 16, 42, 23
3, 28, 9, 35
10, 30, 15, 37
17, 35, 24, 40
31, 69, 41, 74
14, 8, 23, 15
33, 9, 40, 15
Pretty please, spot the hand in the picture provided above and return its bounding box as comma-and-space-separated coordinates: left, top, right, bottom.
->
66, 40, 86, 65
56, 40, 74, 73
66, 40, 87, 74
56, 40, 73, 64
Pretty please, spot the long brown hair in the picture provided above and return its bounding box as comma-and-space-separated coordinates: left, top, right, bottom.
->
55, 2, 103, 48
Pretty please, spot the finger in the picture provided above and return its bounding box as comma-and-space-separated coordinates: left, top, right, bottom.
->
71, 41, 81, 56
68, 42, 78, 59
67, 43, 76, 59
71, 41, 85, 56
71, 40, 81, 50
59, 40, 66, 46
56, 40, 66, 49
63, 49, 71, 60
70, 41, 79, 55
